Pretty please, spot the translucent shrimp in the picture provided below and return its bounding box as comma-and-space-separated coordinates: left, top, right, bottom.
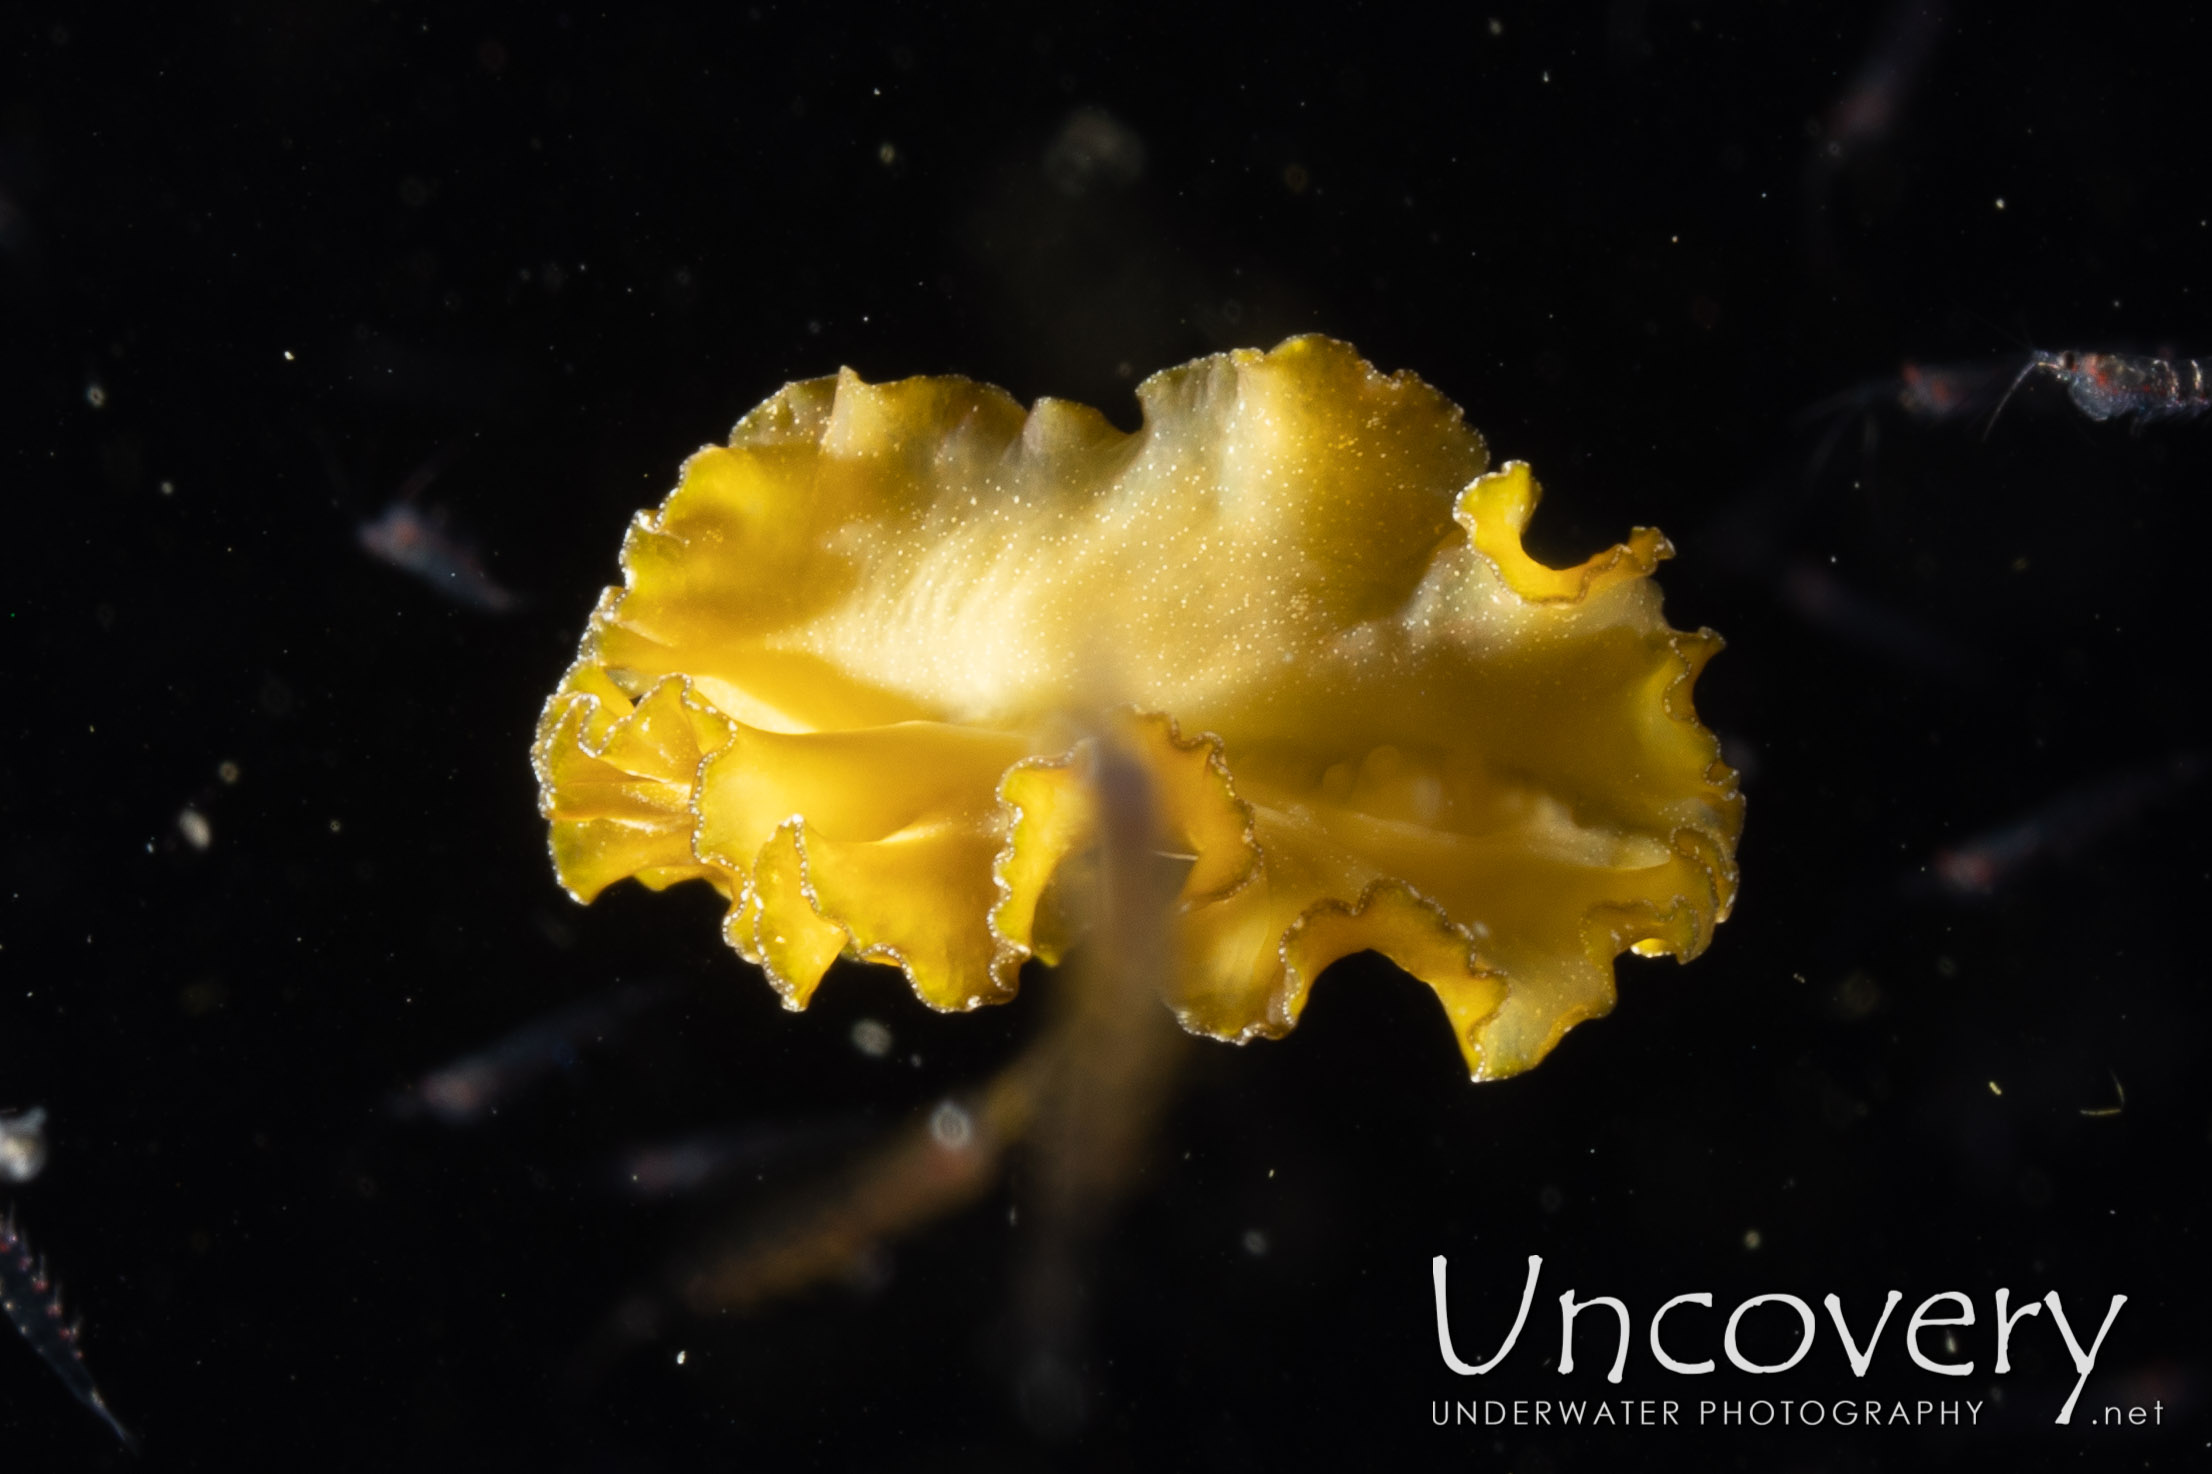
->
1988, 349, 2212, 434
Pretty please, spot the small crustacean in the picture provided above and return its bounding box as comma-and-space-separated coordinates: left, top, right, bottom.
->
357, 497, 522, 613
324, 442, 523, 612
1, 1205, 136, 1451
1987, 349, 2212, 435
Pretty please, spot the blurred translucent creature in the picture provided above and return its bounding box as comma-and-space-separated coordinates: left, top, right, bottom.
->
393, 982, 672, 1125
1041, 106, 1146, 196
1775, 560, 1969, 675
334, 444, 520, 612
1803, 0, 1949, 264
1819, 1, 1947, 162
1795, 356, 2014, 484
358, 498, 520, 613
611, 1119, 871, 1200
2, 1211, 135, 1449
1704, 355, 2023, 676
0, 1106, 47, 1183
1802, 357, 2011, 433
1914, 755, 2203, 900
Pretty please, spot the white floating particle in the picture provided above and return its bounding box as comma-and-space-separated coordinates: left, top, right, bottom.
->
929, 1100, 973, 1150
